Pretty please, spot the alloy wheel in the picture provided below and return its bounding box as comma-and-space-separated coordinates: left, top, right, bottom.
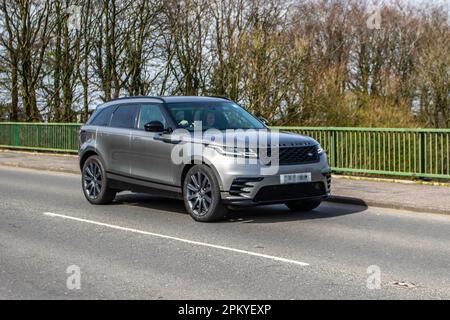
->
186, 171, 212, 217
84, 161, 103, 200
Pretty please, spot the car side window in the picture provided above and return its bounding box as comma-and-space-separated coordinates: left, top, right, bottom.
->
110, 105, 139, 129
137, 104, 167, 130
89, 106, 116, 126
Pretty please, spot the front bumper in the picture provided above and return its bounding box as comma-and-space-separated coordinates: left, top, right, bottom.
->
222, 192, 330, 206
221, 180, 331, 206
212, 153, 331, 206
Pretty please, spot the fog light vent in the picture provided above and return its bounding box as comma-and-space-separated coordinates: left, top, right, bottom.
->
229, 177, 264, 196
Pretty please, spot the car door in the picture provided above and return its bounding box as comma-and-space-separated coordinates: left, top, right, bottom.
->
130, 103, 176, 186
86, 105, 117, 170
102, 104, 139, 176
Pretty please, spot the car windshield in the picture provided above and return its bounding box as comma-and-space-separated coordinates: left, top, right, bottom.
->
166, 102, 266, 131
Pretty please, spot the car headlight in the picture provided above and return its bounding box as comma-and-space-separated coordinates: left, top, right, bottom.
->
209, 145, 258, 158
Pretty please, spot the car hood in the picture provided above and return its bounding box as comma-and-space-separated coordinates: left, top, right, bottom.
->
169, 129, 318, 148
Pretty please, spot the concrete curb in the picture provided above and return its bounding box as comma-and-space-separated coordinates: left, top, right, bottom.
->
0, 148, 78, 158
325, 196, 450, 216
332, 174, 450, 188
0, 163, 79, 175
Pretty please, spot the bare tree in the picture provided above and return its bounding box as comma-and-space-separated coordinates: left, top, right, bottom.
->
162, 0, 211, 95
0, 0, 447, 126
0, 0, 20, 120
16, 0, 53, 121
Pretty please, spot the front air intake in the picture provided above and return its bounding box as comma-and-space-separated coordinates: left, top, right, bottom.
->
229, 177, 264, 196
254, 182, 326, 202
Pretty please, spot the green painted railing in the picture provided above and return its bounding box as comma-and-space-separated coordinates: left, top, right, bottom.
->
0, 123, 81, 153
275, 127, 450, 180
0, 123, 449, 180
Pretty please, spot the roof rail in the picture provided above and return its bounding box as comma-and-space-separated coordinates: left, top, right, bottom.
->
207, 95, 231, 101
108, 96, 166, 103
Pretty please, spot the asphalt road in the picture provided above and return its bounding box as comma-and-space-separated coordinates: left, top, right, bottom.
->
1, 166, 449, 299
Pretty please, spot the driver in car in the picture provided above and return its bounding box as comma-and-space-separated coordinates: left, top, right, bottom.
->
176, 111, 190, 127
205, 111, 216, 128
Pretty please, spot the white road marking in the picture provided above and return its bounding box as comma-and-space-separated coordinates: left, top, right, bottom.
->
43, 212, 309, 266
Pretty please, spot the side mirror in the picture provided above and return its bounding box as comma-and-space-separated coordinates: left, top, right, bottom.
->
144, 121, 165, 132
258, 117, 269, 126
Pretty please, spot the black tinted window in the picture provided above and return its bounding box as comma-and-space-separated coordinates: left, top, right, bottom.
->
110, 105, 139, 129
89, 106, 116, 126
166, 102, 265, 131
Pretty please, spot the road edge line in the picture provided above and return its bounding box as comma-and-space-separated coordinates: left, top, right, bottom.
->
43, 212, 310, 267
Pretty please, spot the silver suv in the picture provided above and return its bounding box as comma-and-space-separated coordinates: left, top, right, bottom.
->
79, 96, 331, 222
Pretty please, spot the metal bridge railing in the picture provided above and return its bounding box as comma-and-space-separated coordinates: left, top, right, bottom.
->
274, 127, 450, 180
0, 122, 81, 154
1, 123, 449, 179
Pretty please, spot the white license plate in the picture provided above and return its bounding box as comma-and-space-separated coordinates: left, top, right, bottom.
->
280, 173, 312, 184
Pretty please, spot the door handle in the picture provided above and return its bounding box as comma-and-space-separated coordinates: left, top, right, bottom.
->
154, 136, 182, 144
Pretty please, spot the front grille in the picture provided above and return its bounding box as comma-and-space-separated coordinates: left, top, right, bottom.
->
260, 145, 320, 165
279, 145, 319, 165
254, 182, 326, 202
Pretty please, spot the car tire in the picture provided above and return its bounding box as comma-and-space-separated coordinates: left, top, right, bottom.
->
285, 199, 322, 212
82, 155, 116, 205
183, 165, 228, 222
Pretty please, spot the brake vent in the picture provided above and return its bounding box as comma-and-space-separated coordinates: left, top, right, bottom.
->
326, 173, 332, 190
229, 177, 264, 196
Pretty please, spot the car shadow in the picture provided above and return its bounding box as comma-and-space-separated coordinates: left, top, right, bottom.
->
114, 193, 188, 214
114, 192, 368, 223
225, 200, 368, 223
